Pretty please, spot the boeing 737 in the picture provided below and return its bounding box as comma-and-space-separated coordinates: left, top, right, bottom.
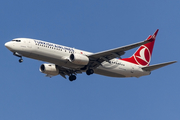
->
5, 29, 176, 81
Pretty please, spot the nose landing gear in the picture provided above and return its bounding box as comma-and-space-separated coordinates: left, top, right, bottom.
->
19, 58, 23, 63
13, 52, 23, 63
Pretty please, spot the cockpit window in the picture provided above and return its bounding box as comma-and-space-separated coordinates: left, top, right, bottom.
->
12, 40, 21, 42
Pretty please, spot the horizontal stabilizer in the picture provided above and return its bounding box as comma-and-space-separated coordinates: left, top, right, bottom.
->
142, 61, 177, 71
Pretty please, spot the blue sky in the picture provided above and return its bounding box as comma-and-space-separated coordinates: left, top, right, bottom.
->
1, 0, 180, 120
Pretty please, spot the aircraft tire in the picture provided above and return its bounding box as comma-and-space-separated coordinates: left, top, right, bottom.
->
69, 75, 76, 81
86, 69, 94, 75
19, 59, 23, 63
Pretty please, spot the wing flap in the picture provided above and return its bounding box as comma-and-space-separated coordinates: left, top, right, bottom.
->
142, 61, 177, 71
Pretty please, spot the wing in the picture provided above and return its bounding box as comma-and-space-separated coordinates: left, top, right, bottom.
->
87, 37, 154, 68
57, 66, 82, 79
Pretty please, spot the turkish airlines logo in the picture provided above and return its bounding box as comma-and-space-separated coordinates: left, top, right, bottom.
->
133, 45, 151, 66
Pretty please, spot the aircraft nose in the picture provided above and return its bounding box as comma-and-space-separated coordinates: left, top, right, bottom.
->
5, 42, 8, 47
5, 42, 12, 50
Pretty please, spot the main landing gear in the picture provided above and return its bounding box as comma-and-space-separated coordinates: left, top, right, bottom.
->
86, 69, 94, 75
80, 65, 94, 75
69, 75, 76, 81
13, 52, 23, 63
67, 69, 94, 82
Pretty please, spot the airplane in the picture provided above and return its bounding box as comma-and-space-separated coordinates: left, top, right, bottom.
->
5, 29, 176, 81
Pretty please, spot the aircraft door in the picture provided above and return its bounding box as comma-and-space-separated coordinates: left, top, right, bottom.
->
130, 65, 135, 77
27, 40, 32, 48
131, 66, 134, 74
21, 40, 27, 50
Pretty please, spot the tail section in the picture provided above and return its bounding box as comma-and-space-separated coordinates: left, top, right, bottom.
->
142, 61, 177, 71
122, 29, 159, 66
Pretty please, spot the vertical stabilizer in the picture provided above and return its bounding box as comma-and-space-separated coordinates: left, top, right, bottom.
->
122, 29, 159, 66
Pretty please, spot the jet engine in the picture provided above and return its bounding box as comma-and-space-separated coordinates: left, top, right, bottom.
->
69, 54, 89, 65
39, 64, 59, 76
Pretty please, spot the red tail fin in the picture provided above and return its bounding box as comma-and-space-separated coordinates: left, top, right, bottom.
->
122, 29, 159, 66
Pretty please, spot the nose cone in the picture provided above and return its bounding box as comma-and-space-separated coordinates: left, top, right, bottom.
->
5, 42, 12, 50
5, 42, 8, 47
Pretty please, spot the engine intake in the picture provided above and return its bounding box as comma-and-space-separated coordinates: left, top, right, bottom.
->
70, 54, 89, 65
39, 64, 59, 76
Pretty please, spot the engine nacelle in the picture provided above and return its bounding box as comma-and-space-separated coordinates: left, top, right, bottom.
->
69, 54, 89, 65
39, 64, 59, 76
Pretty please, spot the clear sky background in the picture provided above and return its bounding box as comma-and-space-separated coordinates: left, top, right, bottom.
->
0, 0, 180, 120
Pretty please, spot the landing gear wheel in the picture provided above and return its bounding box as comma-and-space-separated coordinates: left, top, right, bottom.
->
86, 69, 94, 75
19, 59, 23, 63
69, 75, 76, 81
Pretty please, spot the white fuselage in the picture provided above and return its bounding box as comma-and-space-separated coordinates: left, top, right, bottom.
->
5, 38, 150, 78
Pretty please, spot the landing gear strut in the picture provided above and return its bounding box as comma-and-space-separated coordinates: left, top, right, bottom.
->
86, 69, 94, 75
13, 52, 23, 63
69, 75, 76, 81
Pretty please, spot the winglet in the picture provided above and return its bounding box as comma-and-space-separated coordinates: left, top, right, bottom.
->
146, 29, 159, 41
152, 29, 159, 40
